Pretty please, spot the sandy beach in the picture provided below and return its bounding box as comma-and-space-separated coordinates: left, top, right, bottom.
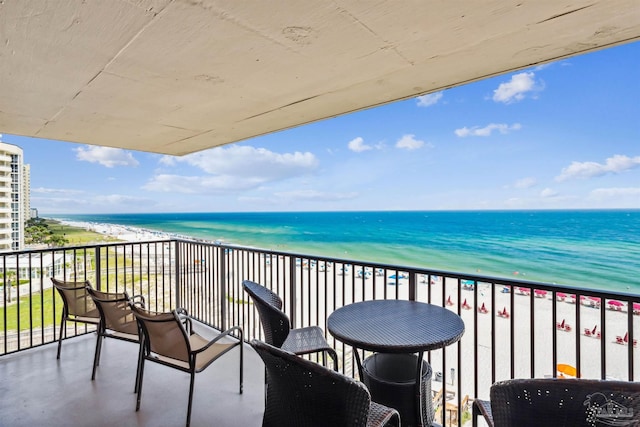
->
59, 220, 177, 243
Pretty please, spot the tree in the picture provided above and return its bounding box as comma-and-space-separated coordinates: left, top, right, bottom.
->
25, 218, 52, 245
45, 234, 69, 248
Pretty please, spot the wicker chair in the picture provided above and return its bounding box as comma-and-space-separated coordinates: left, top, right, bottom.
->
86, 288, 145, 385
473, 378, 640, 427
243, 280, 338, 370
131, 305, 243, 427
51, 278, 100, 359
251, 339, 400, 427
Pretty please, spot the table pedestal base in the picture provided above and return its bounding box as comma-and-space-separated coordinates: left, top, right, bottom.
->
362, 353, 433, 427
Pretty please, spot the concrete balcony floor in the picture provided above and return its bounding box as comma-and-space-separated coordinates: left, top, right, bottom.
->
0, 333, 265, 427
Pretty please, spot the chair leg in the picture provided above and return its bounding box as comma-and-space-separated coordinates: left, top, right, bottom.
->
328, 348, 339, 371
239, 334, 244, 394
136, 358, 145, 411
472, 401, 480, 427
186, 371, 196, 427
134, 341, 144, 393
91, 332, 104, 380
56, 317, 66, 359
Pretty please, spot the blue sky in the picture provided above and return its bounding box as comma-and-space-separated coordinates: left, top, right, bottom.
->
3, 42, 639, 215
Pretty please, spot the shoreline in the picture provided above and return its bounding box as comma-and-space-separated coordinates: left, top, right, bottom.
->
55, 219, 210, 245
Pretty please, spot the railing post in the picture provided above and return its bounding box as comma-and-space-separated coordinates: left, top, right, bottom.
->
220, 245, 227, 331
95, 246, 101, 290
409, 272, 416, 301
289, 256, 297, 329
175, 240, 181, 310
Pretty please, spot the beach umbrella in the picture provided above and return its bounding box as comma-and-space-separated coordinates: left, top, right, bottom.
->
633, 303, 640, 314
388, 274, 405, 285
607, 300, 624, 307
557, 364, 577, 377
534, 289, 547, 297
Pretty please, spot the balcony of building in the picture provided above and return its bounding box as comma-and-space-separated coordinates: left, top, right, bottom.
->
1, 240, 638, 426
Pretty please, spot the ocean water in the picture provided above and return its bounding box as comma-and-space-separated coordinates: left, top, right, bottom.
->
57, 210, 640, 294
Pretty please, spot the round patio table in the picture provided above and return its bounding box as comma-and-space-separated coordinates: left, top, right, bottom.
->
328, 299, 465, 427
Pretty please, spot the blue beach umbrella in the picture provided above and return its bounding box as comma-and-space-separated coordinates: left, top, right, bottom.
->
388, 273, 407, 285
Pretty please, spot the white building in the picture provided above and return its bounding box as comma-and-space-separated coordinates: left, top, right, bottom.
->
0, 138, 29, 252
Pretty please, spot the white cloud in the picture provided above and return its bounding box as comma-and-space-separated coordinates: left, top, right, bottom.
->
144, 145, 319, 194
588, 187, 640, 200
159, 156, 176, 166
455, 123, 522, 137
556, 155, 640, 182
348, 137, 372, 152
514, 177, 537, 189
274, 190, 358, 201
416, 92, 443, 107
143, 174, 263, 193
540, 188, 558, 198
93, 194, 153, 205
32, 187, 84, 195
75, 146, 139, 168
493, 72, 537, 103
177, 145, 317, 178
395, 134, 428, 150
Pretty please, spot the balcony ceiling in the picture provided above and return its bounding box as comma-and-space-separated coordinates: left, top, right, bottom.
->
1, 1, 639, 156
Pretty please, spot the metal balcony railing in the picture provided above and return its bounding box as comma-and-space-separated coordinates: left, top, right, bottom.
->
1, 239, 638, 426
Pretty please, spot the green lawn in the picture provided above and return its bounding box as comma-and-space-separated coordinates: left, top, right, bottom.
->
45, 219, 121, 245
0, 288, 62, 331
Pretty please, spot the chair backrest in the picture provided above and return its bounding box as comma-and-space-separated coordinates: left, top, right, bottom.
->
130, 305, 191, 363
251, 339, 371, 427
489, 378, 640, 427
87, 288, 139, 336
51, 278, 98, 317
242, 280, 291, 348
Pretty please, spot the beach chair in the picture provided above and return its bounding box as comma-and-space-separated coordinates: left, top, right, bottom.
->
473, 378, 640, 427
131, 305, 243, 427
250, 339, 400, 427
86, 288, 145, 384
242, 280, 338, 370
51, 278, 100, 359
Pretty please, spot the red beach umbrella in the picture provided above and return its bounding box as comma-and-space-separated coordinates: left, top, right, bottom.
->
608, 300, 624, 307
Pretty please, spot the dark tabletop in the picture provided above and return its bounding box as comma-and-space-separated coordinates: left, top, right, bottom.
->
327, 300, 465, 353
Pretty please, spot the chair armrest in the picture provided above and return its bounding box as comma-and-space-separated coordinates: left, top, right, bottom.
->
130, 294, 146, 308
191, 323, 244, 355
472, 399, 494, 427
175, 308, 192, 333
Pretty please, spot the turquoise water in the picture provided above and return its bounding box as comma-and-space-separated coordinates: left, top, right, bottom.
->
57, 210, 640, 293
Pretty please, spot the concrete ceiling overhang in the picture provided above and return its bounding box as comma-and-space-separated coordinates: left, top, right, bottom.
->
1, 1, 639, 156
